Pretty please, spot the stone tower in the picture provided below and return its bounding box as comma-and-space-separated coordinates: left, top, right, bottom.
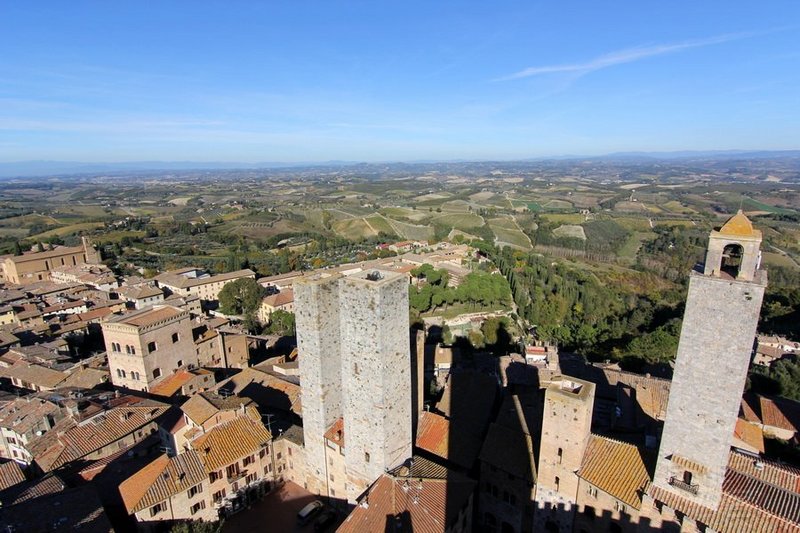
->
296, 269, 412, 503
295, 272, 343, 494
340, 270, 412, 501
653, 211, 767, 509
534, 376, 595, 533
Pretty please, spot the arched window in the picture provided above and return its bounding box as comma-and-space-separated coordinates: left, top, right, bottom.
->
721, 243, 744, 278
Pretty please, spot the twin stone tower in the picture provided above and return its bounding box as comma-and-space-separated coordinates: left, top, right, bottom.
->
295, 269, 412, 504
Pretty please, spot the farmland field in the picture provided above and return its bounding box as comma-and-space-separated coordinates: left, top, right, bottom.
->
553, 224, 587, 240
431, 213, 485, 231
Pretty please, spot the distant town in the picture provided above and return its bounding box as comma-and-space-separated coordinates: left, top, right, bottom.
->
0, 158, 798, 532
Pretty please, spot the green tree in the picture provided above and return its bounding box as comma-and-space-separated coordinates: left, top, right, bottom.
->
13, 240, 22, 256
170, 521, 224, 533
266, 310, 296, 336
218, 278, 266, 315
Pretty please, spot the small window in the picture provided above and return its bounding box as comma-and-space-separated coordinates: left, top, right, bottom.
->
177, 359, 183, 368
172, 332, 180, 343
683, 470, 693, 485
187, 484, 203, 498
125, 345, 131, 355
150, 502, 165, 517
153, 368, 162, 379
147, 341, 157, 352
364, 451, 370, 463
555, 476, 560, 491
557, 447, 563, 464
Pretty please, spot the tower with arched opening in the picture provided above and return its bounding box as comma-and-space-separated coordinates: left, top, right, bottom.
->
651, 210, 767, 510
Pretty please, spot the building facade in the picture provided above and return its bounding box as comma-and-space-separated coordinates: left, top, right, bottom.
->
2, 238, 101, 285
102, 305, 198, 392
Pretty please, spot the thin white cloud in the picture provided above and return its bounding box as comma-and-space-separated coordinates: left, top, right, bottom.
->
495, 32, 751, 81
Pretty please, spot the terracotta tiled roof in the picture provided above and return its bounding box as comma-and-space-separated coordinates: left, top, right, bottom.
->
741, 394, 762, 424
417, 411, 449, 458
108, 305, 184, 328
324, 417, 345, 448
578, 435, 651, 510
0, 473, 65, 506
7, 245, 85, 263
30, 397, 169, 472
719, 210, 760, 238
649, 450, 800, 533
734, 418, 765, 453
120, 451, 207, 513
0, 484, 113, 533
728, 450, 800, 493
150, 369, 204, 397
117, 285, 163, 300
191, 415, 271, 473
0, 461, 25, 490
0, 363, 67, 389
760, 396, 800, 433
415, 409, 484, 470
0, 396, 60, 435
262, 289, 294, 308
60, 367, 109, 389
671, 454, 710, 476
180, 392, 254, 426
338, 457, 475, 533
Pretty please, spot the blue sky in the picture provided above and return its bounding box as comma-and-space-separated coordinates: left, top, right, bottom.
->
1, 1, 798, 163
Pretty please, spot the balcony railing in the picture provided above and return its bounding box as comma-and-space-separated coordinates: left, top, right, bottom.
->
669, 477, 699, 495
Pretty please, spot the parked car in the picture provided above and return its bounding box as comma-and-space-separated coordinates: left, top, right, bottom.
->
314, 509, 338, 531
297, 500, 324, 526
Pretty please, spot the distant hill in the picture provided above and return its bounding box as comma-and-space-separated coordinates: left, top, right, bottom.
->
0, 150, 798, 178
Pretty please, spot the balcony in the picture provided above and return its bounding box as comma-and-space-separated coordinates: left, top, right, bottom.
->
669, 476, 699, 495
227, 469, 247, 483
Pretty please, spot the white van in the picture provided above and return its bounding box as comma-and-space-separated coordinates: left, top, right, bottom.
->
297, 500, 324, 525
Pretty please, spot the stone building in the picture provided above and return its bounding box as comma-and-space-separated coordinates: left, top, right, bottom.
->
257, 288, 294, 324
2, 238, 101, 285
155, 268, 255, 302
295, 269, 412, 503
120, 451, 214, 524
0, 396, 63, 464
102, 305, 198, 392
533, 377, 595, 533
121, 414, 274, 525
652, 211, 767, 510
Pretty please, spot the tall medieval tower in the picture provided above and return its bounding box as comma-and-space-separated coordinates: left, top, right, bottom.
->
534, 377, 595, 533
653, 211, 767, 509
294, 272, 343, 495
295, 270, 412, 503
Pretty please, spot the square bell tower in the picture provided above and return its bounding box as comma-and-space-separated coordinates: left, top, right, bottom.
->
652, 211, 767, 509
